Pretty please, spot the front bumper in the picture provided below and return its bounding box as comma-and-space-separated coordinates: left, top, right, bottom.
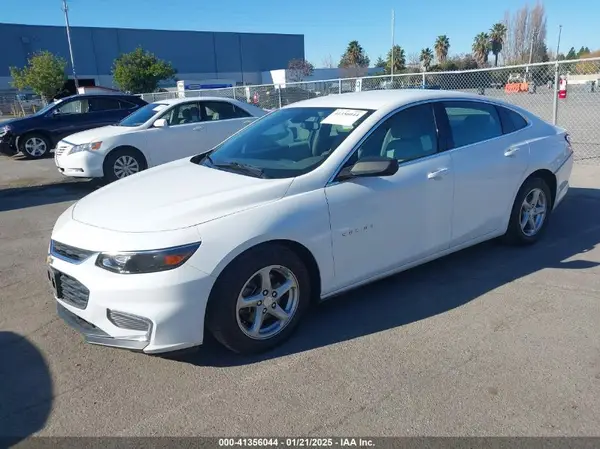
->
0, 132, 17, 156
54, 145, 105, 178
48, 241, 216, 354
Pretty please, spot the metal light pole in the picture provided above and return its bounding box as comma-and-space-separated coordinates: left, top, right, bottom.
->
390, 9, 395, 79
528, 27, 538, 65
62, 0, 79, 90
556, 25, 563, 57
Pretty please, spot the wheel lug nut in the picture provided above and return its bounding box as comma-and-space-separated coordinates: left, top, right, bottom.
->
257, 301, 262, 306
272, 291, 277, 298
263, 308, 267, 313
272, 303, 276, 308
263, 290, 269, 296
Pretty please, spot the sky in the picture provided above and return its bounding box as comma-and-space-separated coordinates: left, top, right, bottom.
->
2, 0, 597, 67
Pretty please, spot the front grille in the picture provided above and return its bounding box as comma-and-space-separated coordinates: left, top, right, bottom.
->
107, 310, 151, 332
55, 144, 71, 157
51, 240, 95, 263
51, 268, 90, 309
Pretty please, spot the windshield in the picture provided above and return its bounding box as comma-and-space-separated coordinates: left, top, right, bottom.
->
34, 100, 62, 116
118, 102, 168, 127
200, 107, 373, 179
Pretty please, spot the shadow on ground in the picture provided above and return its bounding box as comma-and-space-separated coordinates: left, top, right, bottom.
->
0, 332, 53, 444
0, 180, 101, 212
166, 187, 600, 367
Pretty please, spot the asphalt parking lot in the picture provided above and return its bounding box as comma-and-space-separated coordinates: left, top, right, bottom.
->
1, 151, 600, 440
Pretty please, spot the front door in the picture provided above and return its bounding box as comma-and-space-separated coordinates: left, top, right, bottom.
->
325, 103, 455, 291
143, 101, 205, 167
198, 100, 257, 150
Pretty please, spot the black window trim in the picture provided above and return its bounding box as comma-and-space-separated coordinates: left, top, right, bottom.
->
327, 99, 448, 186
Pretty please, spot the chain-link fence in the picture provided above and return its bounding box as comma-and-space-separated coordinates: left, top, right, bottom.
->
0, 91, 45, 118
149, 57, 599, 164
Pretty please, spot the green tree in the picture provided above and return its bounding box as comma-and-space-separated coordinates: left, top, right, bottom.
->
472, 32, 490, 67
577, 46, 591, 57
434, 35, 450, 64
374, 56, 386, 69
9, 50, 67, 102
566, 47, 577, 60
420, 48, 434, 71
287, 58, 314, 82
385, 45, 406, 74
112, 47, 177, 94
489, 22, 507, 67
339, 40, 370, 68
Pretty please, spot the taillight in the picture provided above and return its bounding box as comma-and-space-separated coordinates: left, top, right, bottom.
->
564, 133, 573, 154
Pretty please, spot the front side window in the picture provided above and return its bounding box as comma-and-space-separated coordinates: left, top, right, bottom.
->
160, 102, 201, 125
200, 107, 373, 179
347, 103, 438, 166
444, 101, 502, 148
201, 101, 251, 120
55, 99, 89, 115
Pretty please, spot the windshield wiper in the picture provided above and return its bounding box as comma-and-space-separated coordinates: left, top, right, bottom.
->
212, 161, 266, 178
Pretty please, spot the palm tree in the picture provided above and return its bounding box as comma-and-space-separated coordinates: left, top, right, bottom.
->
420, 48, 434, 71
472, 32, 490, 67
489, 23, 507, 67
434, 35, 450, 64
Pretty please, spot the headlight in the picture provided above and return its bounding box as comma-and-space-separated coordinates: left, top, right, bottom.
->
69, 141, 103, 154
0, 126, 10, 138
96, 242, 200, 274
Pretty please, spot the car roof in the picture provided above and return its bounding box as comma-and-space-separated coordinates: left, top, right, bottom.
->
58, 93, 139, 101
152, 96, 241, 106
284, 89, 492, 112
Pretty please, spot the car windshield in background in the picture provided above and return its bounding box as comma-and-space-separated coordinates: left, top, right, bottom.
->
200, 107, 373, 179
118, 102, 168, 127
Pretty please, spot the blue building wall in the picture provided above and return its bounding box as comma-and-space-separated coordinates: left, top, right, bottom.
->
0, 23, 305, 88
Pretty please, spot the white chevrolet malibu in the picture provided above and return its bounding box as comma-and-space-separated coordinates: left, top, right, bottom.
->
47, 89, 573, 355
54, 97, 265, 182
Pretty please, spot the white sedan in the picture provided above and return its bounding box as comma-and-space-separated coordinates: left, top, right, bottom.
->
47, 89, 573, 355
54, 97, 266, 182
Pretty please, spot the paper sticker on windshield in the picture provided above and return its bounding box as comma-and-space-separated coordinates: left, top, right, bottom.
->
152, 104, 168, 112
321, 109, 367, 127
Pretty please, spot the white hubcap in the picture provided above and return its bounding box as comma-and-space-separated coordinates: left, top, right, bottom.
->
113, 155, 140, 178
25, 137, 47, 156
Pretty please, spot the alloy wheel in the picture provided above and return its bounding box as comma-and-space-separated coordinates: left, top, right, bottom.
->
236, 265, 300, 340
113, 155, 140, 179
519, 187, 547, 237
24, 137, 47, 157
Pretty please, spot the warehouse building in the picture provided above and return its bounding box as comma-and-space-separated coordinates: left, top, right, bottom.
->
0, 22, 305, 92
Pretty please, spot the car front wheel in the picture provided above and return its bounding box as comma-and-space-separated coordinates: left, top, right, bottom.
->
207, 244, 311, 354
19, 133, 51, 159
103, 148, 146, 183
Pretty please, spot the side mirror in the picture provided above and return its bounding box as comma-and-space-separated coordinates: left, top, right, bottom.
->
153, 118, 168, 128
337, 156, 399, 181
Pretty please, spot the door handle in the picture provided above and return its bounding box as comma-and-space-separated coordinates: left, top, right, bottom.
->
504, 147, 520, 157
193, 126, 204, 131
242, 120, 253, 125
427, 167, 449, 180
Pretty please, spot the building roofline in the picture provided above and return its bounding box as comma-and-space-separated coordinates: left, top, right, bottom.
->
0, 22, 304, 38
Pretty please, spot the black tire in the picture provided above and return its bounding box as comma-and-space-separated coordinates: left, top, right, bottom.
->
102, 148, 146, 183
503, 177, 552, 246
19, 133, 52, 159
206, 244, 311, 354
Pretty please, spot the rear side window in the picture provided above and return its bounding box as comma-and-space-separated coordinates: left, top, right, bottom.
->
118, 99, 139, 110
89, 97, 121, 112
444, 101, 502, 148
497, 106, 528, 134
201, 101, 251, 120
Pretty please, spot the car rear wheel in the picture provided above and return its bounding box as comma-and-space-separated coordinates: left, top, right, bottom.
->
503, 177, 552, 245
19, 133, 51, 159
207, 244, 311, 354
103, 148, 146, 183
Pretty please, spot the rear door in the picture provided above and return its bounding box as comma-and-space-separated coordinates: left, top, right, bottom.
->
87, 96, 135, 126
197, 100, 257, 150
442, 100, 530, 246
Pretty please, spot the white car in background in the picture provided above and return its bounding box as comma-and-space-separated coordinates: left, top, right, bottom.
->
54, 97, 266, 182
48, 89, 573, 355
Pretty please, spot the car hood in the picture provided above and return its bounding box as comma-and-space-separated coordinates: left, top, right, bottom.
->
62, 125, 137, 144
71, 158, 293, 232
1, 115, 38, 129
